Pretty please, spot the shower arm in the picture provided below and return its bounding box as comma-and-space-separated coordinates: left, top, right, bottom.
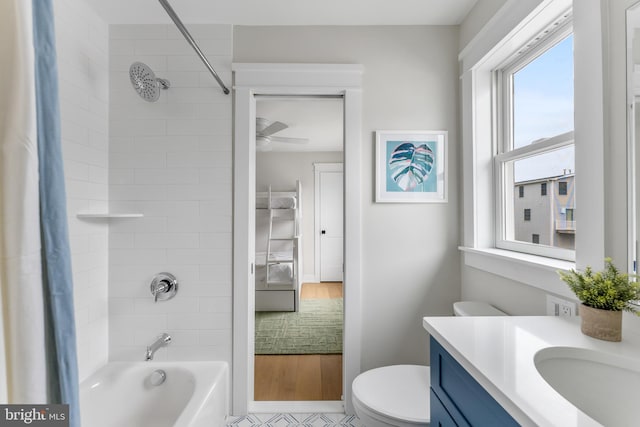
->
158, 0, 230, 95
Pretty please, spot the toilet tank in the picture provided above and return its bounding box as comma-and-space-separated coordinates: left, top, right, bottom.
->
453, 301, 507, 316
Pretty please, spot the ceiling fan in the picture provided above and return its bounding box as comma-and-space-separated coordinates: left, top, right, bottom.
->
256, 117, 308, 151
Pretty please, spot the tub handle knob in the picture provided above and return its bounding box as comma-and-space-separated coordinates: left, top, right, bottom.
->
150, 272, 178, 303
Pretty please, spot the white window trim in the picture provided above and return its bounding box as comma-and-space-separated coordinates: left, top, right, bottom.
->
459, 0, 605, 292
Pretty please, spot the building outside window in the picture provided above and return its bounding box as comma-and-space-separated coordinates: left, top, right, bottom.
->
513, 173, 575, 249
495, 21, 575, 259
532, 234, 540, 244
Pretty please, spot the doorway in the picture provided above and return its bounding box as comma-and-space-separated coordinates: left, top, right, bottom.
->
232, 63, 363, 415
315, 163, 344, 282
253, 96, 344, 402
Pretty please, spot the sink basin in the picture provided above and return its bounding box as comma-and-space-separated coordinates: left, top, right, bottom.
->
534, 347, 640, 426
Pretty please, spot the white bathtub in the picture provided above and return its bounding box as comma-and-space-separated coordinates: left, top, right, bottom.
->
80, 361, 228, 427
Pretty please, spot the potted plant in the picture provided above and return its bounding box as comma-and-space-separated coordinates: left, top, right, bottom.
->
558, 258, 640, 342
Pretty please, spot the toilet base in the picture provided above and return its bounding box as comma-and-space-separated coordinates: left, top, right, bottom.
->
353, 395, 429, 427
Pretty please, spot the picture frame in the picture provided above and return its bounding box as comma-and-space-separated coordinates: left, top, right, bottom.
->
375, 130, 447, 203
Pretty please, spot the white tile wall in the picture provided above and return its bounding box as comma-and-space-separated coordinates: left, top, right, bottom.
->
54, 0, 110, 381
108, 24, 233, 363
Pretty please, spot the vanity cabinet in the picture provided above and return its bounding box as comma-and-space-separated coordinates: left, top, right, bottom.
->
430, 337, 518, 427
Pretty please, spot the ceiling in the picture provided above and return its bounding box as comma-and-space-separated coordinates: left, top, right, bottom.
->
256, 97, 343, 152
84, 0, 478, 25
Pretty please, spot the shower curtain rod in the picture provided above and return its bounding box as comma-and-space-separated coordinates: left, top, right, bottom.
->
158, 0, 230, 95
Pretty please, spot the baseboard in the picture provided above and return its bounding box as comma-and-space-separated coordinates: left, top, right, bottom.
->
302, 274, 319, 283
249, 401, 344, 414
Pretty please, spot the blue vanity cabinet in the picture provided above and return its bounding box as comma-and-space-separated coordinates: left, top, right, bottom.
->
430, 337, 519, 427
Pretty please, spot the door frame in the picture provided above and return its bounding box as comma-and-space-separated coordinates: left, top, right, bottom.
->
232, 63, 363, 415
314, 163, 344, 283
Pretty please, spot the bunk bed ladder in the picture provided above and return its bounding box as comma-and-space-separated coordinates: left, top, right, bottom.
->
265, 185, 296, 287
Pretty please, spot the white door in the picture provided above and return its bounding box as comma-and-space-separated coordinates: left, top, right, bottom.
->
319, 170, 343, 282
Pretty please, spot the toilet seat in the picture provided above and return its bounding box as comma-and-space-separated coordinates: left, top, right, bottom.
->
352, 365, 430, 426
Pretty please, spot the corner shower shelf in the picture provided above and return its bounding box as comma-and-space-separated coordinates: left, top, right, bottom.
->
76, 213, 144, 219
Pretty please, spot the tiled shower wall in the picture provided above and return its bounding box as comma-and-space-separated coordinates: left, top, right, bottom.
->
55, 0, 110, 381
108, 24, 233, 362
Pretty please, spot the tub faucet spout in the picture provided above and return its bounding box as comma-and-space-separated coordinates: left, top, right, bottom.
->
145, 333, 171, 361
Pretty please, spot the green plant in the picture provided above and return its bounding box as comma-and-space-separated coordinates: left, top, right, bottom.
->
559, 258, 640, 314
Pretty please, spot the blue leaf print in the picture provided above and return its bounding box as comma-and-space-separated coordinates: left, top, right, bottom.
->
389, 142, 434, 191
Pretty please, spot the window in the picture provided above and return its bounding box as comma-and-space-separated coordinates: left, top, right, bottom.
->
558, 181, 568, 195
495, 23, 575, 260
565, 208, 574, 221
532, 234, 540, 244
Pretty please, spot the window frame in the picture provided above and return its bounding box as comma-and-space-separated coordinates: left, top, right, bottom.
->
566, 208, 574, 222
493, 22, 575, 262
558, 181, 568, 195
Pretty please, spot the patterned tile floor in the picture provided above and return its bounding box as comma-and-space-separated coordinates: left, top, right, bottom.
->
225, 413, 364, 427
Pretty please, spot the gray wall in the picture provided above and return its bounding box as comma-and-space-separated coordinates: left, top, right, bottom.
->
256, 151, 343, 280
235, 25, 461, 368
459, 0, 508, 51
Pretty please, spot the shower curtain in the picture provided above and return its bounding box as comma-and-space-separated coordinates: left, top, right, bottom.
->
0, 1, 80, 425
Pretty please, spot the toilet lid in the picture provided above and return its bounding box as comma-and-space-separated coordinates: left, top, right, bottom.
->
352, 365, 430, 423
453, 301, 507, 316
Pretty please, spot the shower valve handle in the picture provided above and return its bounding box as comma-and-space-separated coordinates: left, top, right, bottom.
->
150, 273, 179, 303
152, 281, 170, 302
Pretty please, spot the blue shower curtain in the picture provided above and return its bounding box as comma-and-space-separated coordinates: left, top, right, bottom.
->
32, 1, 80, 425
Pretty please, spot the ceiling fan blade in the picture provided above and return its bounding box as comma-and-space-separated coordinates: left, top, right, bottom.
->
270, 136, 309, 144
260, 121, 288, 137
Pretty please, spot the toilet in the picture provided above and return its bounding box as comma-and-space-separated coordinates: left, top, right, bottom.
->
351, 301, 507, 427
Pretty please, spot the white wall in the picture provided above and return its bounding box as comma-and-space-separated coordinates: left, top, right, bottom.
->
256, 151, 343, 280
459, 0, 640, 334
108, 24, 233, 362
54, 0, 110, 381
235, 25, 461, 368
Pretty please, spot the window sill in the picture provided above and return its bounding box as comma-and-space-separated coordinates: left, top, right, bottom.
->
459, 246, 577, 299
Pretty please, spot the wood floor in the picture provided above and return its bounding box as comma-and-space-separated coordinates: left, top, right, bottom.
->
254, 282, 343, 401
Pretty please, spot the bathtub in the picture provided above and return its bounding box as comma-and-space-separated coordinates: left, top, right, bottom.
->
80, 361, 228, 427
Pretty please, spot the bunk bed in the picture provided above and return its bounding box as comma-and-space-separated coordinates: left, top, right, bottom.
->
255, 180, 302, 311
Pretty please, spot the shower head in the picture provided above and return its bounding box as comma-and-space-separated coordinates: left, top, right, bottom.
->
129, 62, 170, 102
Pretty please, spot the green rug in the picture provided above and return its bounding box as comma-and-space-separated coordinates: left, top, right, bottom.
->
255, 298, 343, 355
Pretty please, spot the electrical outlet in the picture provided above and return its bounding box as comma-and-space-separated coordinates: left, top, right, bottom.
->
559, 302, 575, 317
546, 295, 577, 317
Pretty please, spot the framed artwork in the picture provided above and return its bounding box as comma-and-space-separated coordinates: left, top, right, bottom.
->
375, 130, 447, 203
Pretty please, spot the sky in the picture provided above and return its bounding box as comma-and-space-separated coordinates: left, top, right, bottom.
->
512, 34, 574, 182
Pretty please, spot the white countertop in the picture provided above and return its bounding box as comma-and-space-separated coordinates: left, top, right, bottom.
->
422, 316, 640, 427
